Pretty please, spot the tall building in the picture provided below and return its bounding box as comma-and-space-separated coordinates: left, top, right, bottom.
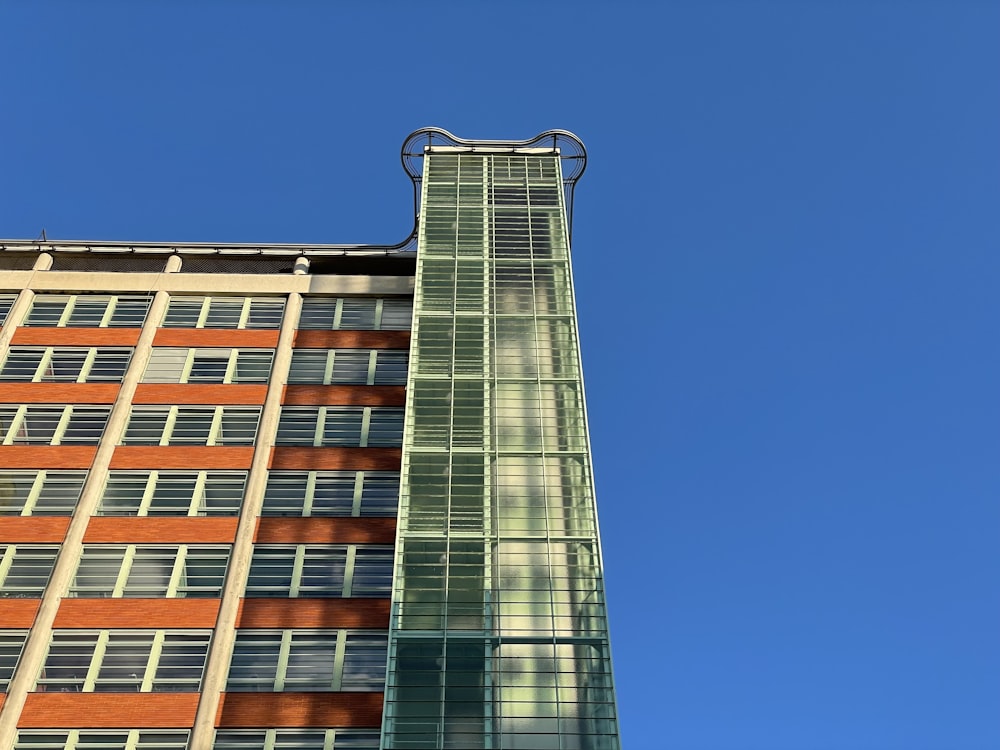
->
0, 129, 620, 750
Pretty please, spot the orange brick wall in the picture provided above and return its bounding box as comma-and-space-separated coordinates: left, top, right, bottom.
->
0, 517, 70, 543
0, 446, 97, 469
269, 447, 401, 471
282, 385, 405, 406
83, 517, 239, 543
133, 384, 268, 405
19, 694, 200, 728
236, 599, 390, 629
54, 599, 221, 629
11, 328, 142, 347
215, 692, 383, 728
292, 330, 410, 349
0, 600, 42, 628
110, 446, 255, 469
1, 384, 119, 404
255, 517, 396, 545
153, 330, 280, 348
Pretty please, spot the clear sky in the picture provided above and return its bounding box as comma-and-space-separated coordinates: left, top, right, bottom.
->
2, 2, 999, 749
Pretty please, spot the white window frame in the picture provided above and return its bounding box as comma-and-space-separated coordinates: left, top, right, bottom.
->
143, 348, 274, 384
97, 470, 246, 516
261, 470, 399, 517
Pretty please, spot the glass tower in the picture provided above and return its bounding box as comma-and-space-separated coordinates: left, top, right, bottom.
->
0, 129, 620, 750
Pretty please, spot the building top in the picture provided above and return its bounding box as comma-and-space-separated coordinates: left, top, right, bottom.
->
0, 128, 586, 264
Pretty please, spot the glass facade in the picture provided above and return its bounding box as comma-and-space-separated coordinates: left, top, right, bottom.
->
382, 151, 619, 749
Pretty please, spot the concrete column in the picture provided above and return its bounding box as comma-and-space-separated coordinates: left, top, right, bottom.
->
0, 263, 178, 746
189, 291, 303, 746
0, 253, 52, 353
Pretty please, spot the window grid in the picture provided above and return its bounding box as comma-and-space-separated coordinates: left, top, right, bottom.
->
0, 545, 60, 597
297, 297, 412, 330
22, 295, 152, 328
287, 349, 408, 385
0, 631, 29, 691
226, 630, 387, 692
14, 730, 190, 750
246, 544, 393, 598
97, 471, 246, 516
0, 347, 133, 383
0, 470, 87, 516
36, 630, 211, 693
261, 471, 399, 517
121, 406, 260, 446
70, 545, 231, 598
211, 729, 380, 750
275, 407, 403, 447
142, 348, 274, 384
161, 297, 285, 329
0, 406, 111, 445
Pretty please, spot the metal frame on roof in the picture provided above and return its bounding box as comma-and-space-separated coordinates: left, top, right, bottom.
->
0, 128, 587, 257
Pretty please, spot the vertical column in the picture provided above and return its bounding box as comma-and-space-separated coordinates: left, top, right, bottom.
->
0, 254, 181, 747
189, 290, 303, 745
382, 152, 620, 750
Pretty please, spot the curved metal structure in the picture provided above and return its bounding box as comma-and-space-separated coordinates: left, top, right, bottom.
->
0, 128, 586, 256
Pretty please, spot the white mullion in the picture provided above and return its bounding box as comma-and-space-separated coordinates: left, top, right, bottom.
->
21, 471, 46, 516
82, 631, 110, 692
180, 349, 198, 384
224, 349, 239, 384
32, 348, 54, 383
374, 298, 384, 330
274, 630, 293, 691
323, 350, 336, 385
342, 545, 357, 597
302, 471, 317, 517
366, 350, 378, 385
238, 298, 253, 330
330, 630, 346, 691
264, 729, 278, 750
332, 298, 344, 330
99, 297, 117, 328
196, 298, 211, 328
359, 407, 371, 448
138, 471, 159, 516
313, 407, 326, 447
0, 546, 16, 589
112, 545, 137, 597
125, 729, 142, 750
57, 296, 75, 327
64, 729, 81, 750
141, 630, 166, 692
50, 405, 74, 446
289, 544, 306, 597
166, 545, 187, 597
190, 471, 208, 516
323, 729, 336, 750
3, 405, 29, 445
77, 348, 99, 383
207, 406, 225, 446
351, 471, 364, 517
161, 406, 180, 446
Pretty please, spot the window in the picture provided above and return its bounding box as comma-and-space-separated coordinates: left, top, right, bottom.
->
143, 348, 273, 383
0, 471, 87, 515
297, 297, 412, 330
0, 546, 60, 597
0, 347, 133, 382
15, 731, 190, 750
98, 471, 245, 516
261, 471, 399, 517
212, 729, 379, 750
121, 406, 260, 446
275, 407, 403, 447
287, 349, 408, 385
0, 405, 111, 445
36, 630, 211, 692
226, 630, 387, 691
246, 545, 392, 598
0, 631, 28, 691
0, 294, 17, 326
23, 295, 152, 328
161, 296, 284, 329
70, 545, 230, 597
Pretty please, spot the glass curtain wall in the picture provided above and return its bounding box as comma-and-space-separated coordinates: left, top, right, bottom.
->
382, 150, 619, 750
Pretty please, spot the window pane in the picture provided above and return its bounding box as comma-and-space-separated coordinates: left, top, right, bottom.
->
0, 546, 60, 596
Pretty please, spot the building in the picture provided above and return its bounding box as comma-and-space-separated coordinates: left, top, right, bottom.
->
0, 129, 620, 750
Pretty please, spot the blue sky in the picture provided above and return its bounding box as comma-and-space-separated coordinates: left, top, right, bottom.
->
2, 2, 999, 748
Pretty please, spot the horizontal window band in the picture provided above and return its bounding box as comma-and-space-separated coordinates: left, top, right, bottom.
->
83, 517, 239, 544
110, 447, 255, 470
11, 328, 143, 347
132, 384, 269, 405
54, 598, 222, 628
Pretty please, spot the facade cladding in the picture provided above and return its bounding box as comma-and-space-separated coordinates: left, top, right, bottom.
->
0, 129, 620, 750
